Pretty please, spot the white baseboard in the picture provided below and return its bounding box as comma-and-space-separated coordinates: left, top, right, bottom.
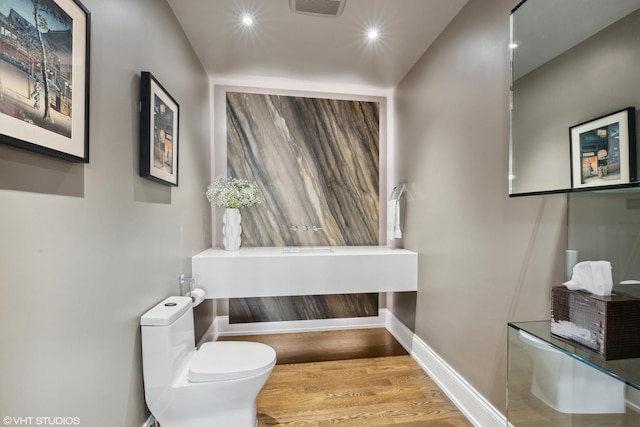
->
384, 310, 414, 353
197, 310, 388, 346
411, 334, 506, 427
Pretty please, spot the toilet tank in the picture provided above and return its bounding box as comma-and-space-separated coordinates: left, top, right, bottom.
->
141, 296, 195, 390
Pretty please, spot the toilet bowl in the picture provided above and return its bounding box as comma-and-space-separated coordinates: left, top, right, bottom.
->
141, 296, 276, 427
518, 329, 625, 414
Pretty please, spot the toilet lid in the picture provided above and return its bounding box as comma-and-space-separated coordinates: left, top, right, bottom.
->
189, 341, 277, 382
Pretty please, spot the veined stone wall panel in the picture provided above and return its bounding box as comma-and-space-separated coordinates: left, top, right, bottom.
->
226, 92, 380, 247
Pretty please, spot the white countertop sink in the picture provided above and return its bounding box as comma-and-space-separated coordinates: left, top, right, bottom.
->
191, 246, 417, 298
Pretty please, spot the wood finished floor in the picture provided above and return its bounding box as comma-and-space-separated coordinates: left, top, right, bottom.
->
219, 327, 408, 364
221, 328, 472, 426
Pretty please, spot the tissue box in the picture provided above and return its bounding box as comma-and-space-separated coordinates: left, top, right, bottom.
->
551, 286, 640, 360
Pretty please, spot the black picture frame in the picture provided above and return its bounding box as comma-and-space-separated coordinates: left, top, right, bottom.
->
570, 107, 636, 189
0, 0, 90, 162
139, 71, 179, 186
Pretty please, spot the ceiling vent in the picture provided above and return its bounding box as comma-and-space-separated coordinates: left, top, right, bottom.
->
289, 0, 346, 17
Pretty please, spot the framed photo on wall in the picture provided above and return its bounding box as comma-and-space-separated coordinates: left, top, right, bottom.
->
139, 71, 179, 186
570, 107, 636, 189
0, 0, 90, 162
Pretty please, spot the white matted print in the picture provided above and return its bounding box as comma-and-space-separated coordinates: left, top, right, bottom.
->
0, 0, 90, 162
570, 107, 636, 189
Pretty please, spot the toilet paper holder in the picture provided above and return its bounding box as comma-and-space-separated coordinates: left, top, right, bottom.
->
178, 274, 206, 307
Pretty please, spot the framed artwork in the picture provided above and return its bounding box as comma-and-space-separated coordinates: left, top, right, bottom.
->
139, 71, 179, 186
570, 107, 636, 189
0, 0, 90, 162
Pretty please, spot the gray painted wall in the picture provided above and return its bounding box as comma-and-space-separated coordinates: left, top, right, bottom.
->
391, 0, 567, 412
0, 0, 211, 425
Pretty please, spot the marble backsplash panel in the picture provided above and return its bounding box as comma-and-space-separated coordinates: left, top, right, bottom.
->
229, 294, 379, 323
227, 92, 380, 246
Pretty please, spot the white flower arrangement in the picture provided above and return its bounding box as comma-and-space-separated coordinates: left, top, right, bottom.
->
206, 175, 262, 209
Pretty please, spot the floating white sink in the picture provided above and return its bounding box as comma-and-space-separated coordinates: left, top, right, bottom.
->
191, 246, 417, 298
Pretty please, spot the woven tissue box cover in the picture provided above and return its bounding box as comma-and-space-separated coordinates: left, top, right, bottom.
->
551, 285, 640, 360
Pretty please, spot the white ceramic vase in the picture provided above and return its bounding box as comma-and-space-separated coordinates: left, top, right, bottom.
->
222, 208, 242, 251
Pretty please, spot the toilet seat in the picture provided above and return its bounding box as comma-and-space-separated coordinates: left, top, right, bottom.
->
189, 341, 277, 383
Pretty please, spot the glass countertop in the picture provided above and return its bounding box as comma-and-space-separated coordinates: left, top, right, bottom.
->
509, 321, 640, 390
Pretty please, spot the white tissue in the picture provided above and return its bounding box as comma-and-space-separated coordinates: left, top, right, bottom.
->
185, 288, 206, 307
563, 261, 613, 296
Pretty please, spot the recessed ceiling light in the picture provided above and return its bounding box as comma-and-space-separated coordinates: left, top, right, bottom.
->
367, 29, 379, 40
241, 14, 254, 26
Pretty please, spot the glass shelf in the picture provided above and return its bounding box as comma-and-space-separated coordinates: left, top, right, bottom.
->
509, 321, 640, 390
508, 321, 640, 426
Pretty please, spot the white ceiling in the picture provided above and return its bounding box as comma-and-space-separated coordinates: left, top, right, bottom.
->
166, 0, 468, 89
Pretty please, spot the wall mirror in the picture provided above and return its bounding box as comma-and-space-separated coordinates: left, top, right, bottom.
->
509, 0, 640, 196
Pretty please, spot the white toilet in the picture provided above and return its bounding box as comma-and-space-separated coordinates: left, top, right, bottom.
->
518, 329, 625, 414
140, 296, 276, 427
